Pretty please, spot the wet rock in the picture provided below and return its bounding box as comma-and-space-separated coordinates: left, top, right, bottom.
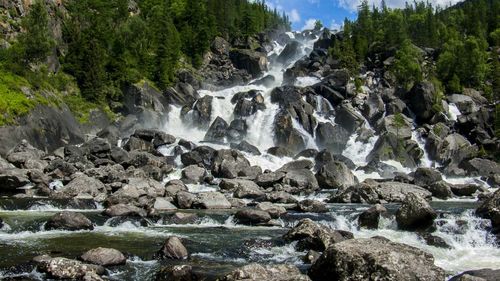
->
6, 140, 46, 167
165, 180, 188, 197
396, 193, 437, 231
232, 181, 265, 199
156, 264, 195, 281
476, 189, 500, 230
420, 233, 452, 249
413, 167, 443, 186
0, 156, 14, 169
45, 212, 94, 231
194, 192, 231, 209
221, 263, 311, 281
277, 41, 301, 64
34, 255, 105, 279
181, 165, 207, 184
176, 191, 196, 209
284, 218, 353, 251
406, 81, 438, 124
267, 146, 293, 157
266, 191, 297, 204
256, 202, 287, 218
334, 103, 365, 134
282, 169, 319, 191
81, 247, 126, 266
204, 117, 228, 144
0, 168, 30, 192
158, 236, 188, 259
181, 146, 216, 167
315, 161, 357, 189
190, 96, 213, 128
251, 74, 275, 87
107, 178, 165, 205
438, 133, 478, 168
123, 136, 154, 152
309, 237, 445, 281
296, 199, 328, 213
103, 204, 147, 217
294, 149, 319, 159
315, 122, 350, 154
171, 212, 198, 224
366, 132, 420, 169
227, 119, 248, 142
255, 171, 286, 187
303, 250, 321, 264
362, 91, 385, 124
211, 149, 252, 179
233, 91, 265, 117
451, 184, 480, 197
235, 209, 272, 225
229, 49, 268, 77
153, 198, 178, 211
273, 111, 307, 154
378, 114, 413, 140
449, 269, 500, 281
358, 204, 387, 229
230, 140, 261, 156
461, 158, 500, 178
427, 181, 454, 199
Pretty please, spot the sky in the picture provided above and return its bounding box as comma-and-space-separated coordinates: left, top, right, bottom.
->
262, 0, 464, 31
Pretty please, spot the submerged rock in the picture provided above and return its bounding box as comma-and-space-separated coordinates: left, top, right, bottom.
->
308, 237, 445, 281
221, 263, 311, 281
396, 193, 437, 231
45, 212, 93, 231
158, 236, 188, 260
81, 247, 126, 266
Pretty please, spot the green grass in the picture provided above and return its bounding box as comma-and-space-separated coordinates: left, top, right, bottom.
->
0, 69, 35, 125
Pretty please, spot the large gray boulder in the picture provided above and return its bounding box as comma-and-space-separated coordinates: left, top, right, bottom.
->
45, 212, 94, 231
414, 167, 442, 186
204, 117, 228, 143
6, 140, 46, 167
450, 269, 500, 281
396, 193, 437, 230
461, 158, 500, 178
315, 161, 357, 189
221, 263, 311, 281
211, 149, 252, 179
358, 204, 387, 229
181, 165, 207, 184
81, 247, 126, 266
308, 237, 445, 281
194, 192, 231, 209
235, 209, 272, 225
103, 204, 147, 217
229, 49, 268, 77
406, 81, 438, 123
55, 174, 107, 200
284, 218, 352, 251
277, 41, 302, 64
476, 189, 500, 230
34, 255, 105, 280
158, 236, 188, 260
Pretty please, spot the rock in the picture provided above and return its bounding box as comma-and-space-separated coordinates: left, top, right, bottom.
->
396, 193, 437, 231
204, 117, 228, 143
273, 112, 306, 154
153, 198, 178, 211
211, 149, 252, 179
450, 269, 500, 281
309, 237, 445, 281
156, 265, 195, 281
0, 156, 14, 169
461, 158, 500, 178
296, 200, 328, 213
81, 247, 126, 266
406, 81, 438, 123
294, 149, 319, 159
378, 114, 413, 140
256, 202, 287, 218
181, 146, 216, 167
420, 233, 452, 249
176, 191, 197, 209
282, 169, 319, 191
414, 167, 443, 186
284, 218, 353, 251
315, 122, 350, 154
449, 94, 478, 114
315, 161, 357, 189
232, 91, 266, 117
189, 95, 213, 128
103, 204, 147, 217
227, 119, 248, 142
35, 256, 105, 279
451, 184, 479, 196
235, 209, 272, 225
107, 178, 165, 205
476, 189, 500, 230
158, 236, 188, 259
171, 212, 198, 224
45, 212, 93, 231
0, 168, 30, 192
194, 192, 231, 209
438, 133, 477, 168
277, 159, 314, 172
251, 74, 275, 87
221, 263, 311, 281
427, 181, 454, 199
358, 204, 387, 229
255, 171, 286, 187
366, 132, 421, 169
211, 36, 230, 55
230, 141, 261, 156
277, 41, 301, 64
362, 91, 385, 124
6, 140, 46, 167
232, 181, 264, 199
181, 165, 207, 184
165, 180, 188, 197
229, 49, 268, 77
266, 191, 297, 204
55, 175, 107, 199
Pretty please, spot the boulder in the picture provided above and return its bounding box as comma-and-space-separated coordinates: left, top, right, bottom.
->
420, 233, 452, 249
181, 165, 207, 184
232, 181, 264, 199
414, 167, 442, 186
153, 198, 178, 211
181, 146, 216, 167
278, 159, 314, 172
0, 156, 13, 169
282, 169, 319, 191
366, 132, 421, 169
273, 111, 306, 154
204, 117, 228, 143
211, 149, 252, 179
230, 141, 261, 156
229, 49, 268, 77
296, 200, 328, 213
476, 189, 500, 230
277, 41, 301, 64
221, 263, 311, 281
45, 212, 94, 231
156, 265, 195, 281
55, 174, 107, 199
315, 122, 350, 154
176, 191, 197, 209
308, 237, 445, 281
451, 184, 479, 197
6, 140, 46, 167
284, 218, 353, 251
194, 192, 231, 209
315, 161, 357, 189
255, 171, 286, 187
190, 95, 213, 128
34, 256, 105, 280
0, 168, 30, 192
358, 204, 387, 229
427, 181, 453, 199
267, 146, 293, 158
158, 236, 188, 259
103, 204, 147, 217
170, 212, 198, 224
266, 191, 297, 204
450, 269, 500, 281
438, 133, 477, 168
227, 119, 248, 142
235, 209, 272, 225
81, 247, 126, 266
461, 158, 500, 178
406, 81, 438, 123
396, 193, 437, 230
256, 202, 287, 218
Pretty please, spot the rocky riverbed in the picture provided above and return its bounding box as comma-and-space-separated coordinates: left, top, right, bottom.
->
0, 28, 499, 281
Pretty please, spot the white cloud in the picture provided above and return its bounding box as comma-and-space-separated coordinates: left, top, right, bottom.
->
330, 20, 342, 31
302, 18, 318, 31
337, 0, 463, 12
290, 9, 301, 23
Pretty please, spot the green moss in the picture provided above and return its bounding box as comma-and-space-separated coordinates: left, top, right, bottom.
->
62, 94, 100, 124
0, 69, 35, 125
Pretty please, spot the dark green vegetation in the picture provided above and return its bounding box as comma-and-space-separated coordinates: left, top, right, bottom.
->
0, 0, 290, 124
332, 0, 499, 97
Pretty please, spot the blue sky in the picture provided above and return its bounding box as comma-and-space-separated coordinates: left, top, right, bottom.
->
262, 0, 463, 31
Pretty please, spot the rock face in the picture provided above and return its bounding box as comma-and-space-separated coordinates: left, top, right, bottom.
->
284, 218, 352, 251
45, 212, 94, 231
221, 263, 311, 281
308, 237, 445, 281
81, 247, 126, 266
159, 236, 188, 260
34, 255, 105, 279
396, 193, 437, 230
